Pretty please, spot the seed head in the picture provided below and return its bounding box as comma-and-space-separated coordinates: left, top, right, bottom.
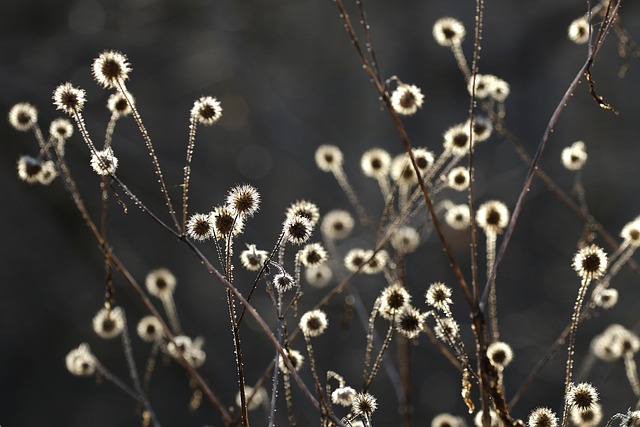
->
568, 17, 590, 45
391, 226, 420, 254
90, 147, 119, 175
212, 205, 244, 238
487, 341, 514, 368
283, 214, 313, 245
92, 50, 131, 88
37, 161, 58, 185
443, 123, 473, 157
433, 17, 466, 47
8, 102, 38, 132
145, 268, 177, 297
240, 244, 269, 271
467, 116, 493, 142
273, 272, 296, 293
344, 248, 367, 272
426, 282, 453, 311
621, 218, 640, 247
305, 264, 333, 288
435, 318, 459, 340
351, 392, 378, 418
65, 343, 96, 376
236, 386, 268, 411
191, 96, 222, 125
468, 74, 497, 100
49, 118, 74, 141
136, 315, 164, 342
445, 204, 471, 230
17, 155, 43, 184
528, 408, 558, 427
299, 309, 328, 337
315, 145, 343, 172
391, 83, 424, 116
572, 244, 608, 280
447, 166, 470, 191
570, 403, 602, 427
331, 386, 357, 407
278, 348, 304, 374
361, 148, 392, 179
477, 200, 510, 234
566, 382, 599, 412
361, 249, 388, 275
107, 92, 133, 118
298, 242, 328, 268
167, 335, 206, 368
53, 82, 86, 115
186, 212, 215, 241
321, 209, 354, 240
226, 184, 260, 218
562, 141, 588, 171
378, 283, 412, 320
391, 153, 419, 186
432, 413, 465, 427
286, 199, 320, 226
92, 306, 125, 339
593, 287, 618, 309
396, 306, 426, 339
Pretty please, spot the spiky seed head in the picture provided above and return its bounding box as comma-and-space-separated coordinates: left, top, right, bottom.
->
136, 315, 164, 342
299, 309, 328, 337
433, 17, 466, 47
315, 145, 343, 172
528, 407, 558, 427
107, 92, 133, 118
92, 50, 131, 88
572, 244, 608, 280
145, 268, 177, 297
186, 213, 215, 242
8, 103, 38, 131
226, 184, 260, 217
92, 306, 125, 339
191, 96, 222, 125
391, 83, 425, 116
321, 209, 354, 240
53, 82, 86, 115
487, 341, 514, 368
566, 382, 599, 412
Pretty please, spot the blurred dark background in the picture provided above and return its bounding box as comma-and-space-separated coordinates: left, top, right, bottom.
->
1, 0, 640, 426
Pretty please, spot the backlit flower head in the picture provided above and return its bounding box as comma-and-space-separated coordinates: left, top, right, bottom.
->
278, 348, 304, 373
49, 118, 74, 141
298, 242, 328, 268
212, 205, 244, 238
621, 218, 640, 247
396, 306, 426, 339
92, 306, 125, 339
90, 147, 118, 175
236, 386, 268, 411
490, 78, 510, 102
352, 392, 378, 418
273, 272, 296, 293
468, 74, 497, 99
284, 214, 313, 245
344, 248, 368, 272
226, 184, 260, 217
467, 116, 493, 142
391, 153, 419, 186
145, 268, 177, 297
187, 212, 215, 241
240, 244, 269, 271
391, 83, 425, 116
476, 200, 510, 234
566, 382, 599, 412
38, 160, 58, 185
433, 17, 466, 47
92, 50, 131, 88
445, 203, 471, 230
53, 82, 86, 115
432, 413, 465, 427
107, 92, 133, 118
332, 385, 357, 407
17, 155, 43, 184
435, 317, 459, 340
166, 335, 206, 368
378, 283, 412, 320
286, 200, 320, 226
572, 244, 607, 280
8, 102, 38, 132
361, 148, 392, 179
447, 166, 470, 191
361, 249, 388, 275
299, 309, 328, 337
426, 282, 453, 311
136, 315, 164, 342
315, 144, 343, 172
562, 141, 588, 171
593, 287, 618, 309
305, 264, 333, 288
570, 403, 602, 427
568, 17, 590, 45
528, 408, 558, 427
65, 343, 96, 376
443, 123, 472, 157
391, 226, 420, 254
191, 96, 222, 125
487, 341, 514, 368
321, 210, 354, 240
413, 147, 435, 174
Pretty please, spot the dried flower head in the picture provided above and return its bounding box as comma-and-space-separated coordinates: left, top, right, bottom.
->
426, 282, 453, 311
445, 203, 471, 230
17, 155, 43, 184
191, 96, 222, 125
351, 392, 378, 418
593, 287, 618, 309
240, 244, 269, 271
566, 382, 599, 412
345, 248, 369, 272
299, 309, 328, 337
315, 145, 344, 172
378, 283, 412, 320
487, 341, 514, 368
391, 226, 420, 254
396, 306, 426, 339
49, 118, 74, 141
107, 92, 133, 118
361, 148, 392, 179
433, 17, 466, 46
53, 82, 87, 115
621, 218, 640, 247
305, 264, 333, 288
568, 17, 590, 45
321, 209, 354, 240
468, 74, 497, 100
391, 83, 425, 116
92, 50, 131, 88
591, 324, 632, 361
432, 413, 465, 427
467, 116, 493, 142
187, 212, 215, 241
8, 102, 38, 132
570, 403, 602, 427
38, 161, 58, 185
474, 410, 503, 427
528, 408, 558, 427
167, 335, 206, 368
435, 317, 460, 340
332, 385, 357, 407
443, 123, 472, 157
212, 205, 244, 238
562, 141, 588, 171
92, 306, 125, 339
413, 147, 435, 173
476, 200, 510, 234
298, 243, 328, 268
236, 386, 268, 411
490, 78, 510, 102
619, 410, 640, 427
136, 315, 164, 342
447, 166, 470, 191
572, 244, 608, 280
273, 272, 296, 293
362, 249, 388, 274
284, 214, 313, 245
286, 200, 320, 226
278, 348, 305, 373
65, 343, 96, 376
391, 153, 419, 186
226, 184, 260, 218
90, 147, 119, 175
145, 268, 177, 297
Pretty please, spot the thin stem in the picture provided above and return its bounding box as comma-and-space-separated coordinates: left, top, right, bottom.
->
486, 231, 499, 342
160, 293, 183, 336
363, 321, 395, 392
182, 115, 198, 232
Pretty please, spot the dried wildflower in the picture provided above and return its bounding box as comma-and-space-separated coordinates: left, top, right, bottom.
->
273, 272, 296, 293
344, 248, 367, 272
391, 83, 425, 116
145, 268, 177, 297
445, 204, 471, 230
435, 318, 459, 340
378, 283, 412, 320
570, 403, 602, 427
443, 123, 472, 157
568, 17, 590, 45
591, 324, 634, 361
167, 335, 206, 368
278, 348, 305, 373
315, 145, 344, 172
239, 244, 268, 271
447, 166, 470, 191
474, 410, 503, 427
487, 341, 514, 368
528, 408, 558, 427
92, 306, 125, 339
619, 410, 640, 427
396, 306, 426, 339
107, 92, 133, 118
49, 118, 74, 141
391, 226, 420, 254
362, 249, 388, 274
332, 385, 357, 407
413, 147, 435, 173
212, 205, 244, 238
299, 309, 328, 337
433, 17, 466, 47
226, 184, 260, 217
299, 242, 328, 268
432, 414, 465, 427
476, 200, 510, 234
38, 160, 58, 185
92, 50, 131, 88
361, 148, 392, 178
286, 200, 321, 226
187, 212, 215, 241
621, 218, 640, 246
305, 264, 333, 288
236, 386, 268, 411
572, 245, 608, 280
90, 147, 119, 175
16, 155, 42, 184
426, 282, 453, 311
284, 214, 313, 245
566, 382, 599, 412
352, 392, 378, 418
53, 82, 86, 115
389, 153, 417, 186
8, 102, 38, 132
321, 209, 354, 240
562, 141, 588, 171
65, 343, 96, 376
594, 287, 618, 309
490, 78, 510, 102
467, 116, 493, 142
136, 315, 164, 342
191, 96, 222, 125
